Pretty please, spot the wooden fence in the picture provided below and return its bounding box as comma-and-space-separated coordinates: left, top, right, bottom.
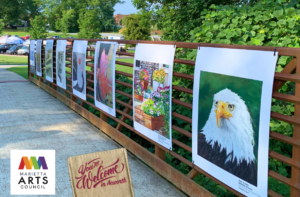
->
28, 38, 300, 197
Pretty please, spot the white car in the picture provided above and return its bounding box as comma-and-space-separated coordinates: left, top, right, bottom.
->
17, 46, 29, 55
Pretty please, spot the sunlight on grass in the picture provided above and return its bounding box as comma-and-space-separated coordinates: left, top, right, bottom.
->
0, 55, 28, 65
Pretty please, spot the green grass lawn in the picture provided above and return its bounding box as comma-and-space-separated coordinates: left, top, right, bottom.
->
0, 55, 28, 65
116, 58, 133, 74
6, 67, 28, 79
6, 58, 133, 80
2, 29, 78, 38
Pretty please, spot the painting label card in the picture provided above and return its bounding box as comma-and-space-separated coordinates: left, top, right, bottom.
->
56, 40, 67, 89
94, 41, 117, 117
133, 44, 175, 149
30, 40, 35, 74
72, 40, 87, 100
45, 40, 54, 82
36, 40, 43, 77
67, 148, 134, 197
192, 47, 278, 197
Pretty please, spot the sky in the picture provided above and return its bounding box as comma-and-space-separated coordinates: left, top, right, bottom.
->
114, 0, 138, 15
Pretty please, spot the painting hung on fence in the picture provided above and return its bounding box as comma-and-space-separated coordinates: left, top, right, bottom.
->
45, 40, 54, 82
192, 47, 278, 197
36, 40, 42, 77
94, 41, 117, 117
133, 44, 175, 150
30, 40, 35, 74
56, 40, 67, 89
72, 40, 87, 100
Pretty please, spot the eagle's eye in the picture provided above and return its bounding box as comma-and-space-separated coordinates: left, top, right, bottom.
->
214, 101, 218, 107
228, 104, 235, 111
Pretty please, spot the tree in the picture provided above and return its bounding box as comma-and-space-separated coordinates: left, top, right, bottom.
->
29, 15, 47, 39
0, 0, 42, 26
132, 0, 259, 41
55, 10, 75, 36
123, 12, 151, 47
77, 9, 102, 39
0, 20, 4, 35
39, 0, 123, 32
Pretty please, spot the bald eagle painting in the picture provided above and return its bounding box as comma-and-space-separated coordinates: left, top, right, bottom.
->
198, 88, 257, 186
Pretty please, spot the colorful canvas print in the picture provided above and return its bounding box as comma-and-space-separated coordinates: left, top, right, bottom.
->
45, 40, 54, 82
133, 44, 175, 149
192, 47, 278, 197
30, 40, 35, 74
36, 40, 42, 76
94, 41, 117, 117
56, 40, 67, 89
72, 40, 87, 100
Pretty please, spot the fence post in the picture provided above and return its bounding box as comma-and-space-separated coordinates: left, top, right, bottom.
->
290, 52, 300, 197
155, 146, 165, 160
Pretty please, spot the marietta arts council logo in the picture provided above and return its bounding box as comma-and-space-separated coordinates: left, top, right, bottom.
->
11, 150, 55, 195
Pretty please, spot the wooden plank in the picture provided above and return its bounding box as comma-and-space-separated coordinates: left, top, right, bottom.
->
172, 125, 192, 138
172, 112, 192, 124
172, 139, 192, 152
187, 169, 199, 180
272, 92, 300, 104
271, 112, 300, 125
270, 131, 300, 148
155, 146, 165, 161
273, 58, 296, 92
290, 51, 300, 196
269, 150, 300, 169
274, 72, 300, 83
116, 99, 133, 131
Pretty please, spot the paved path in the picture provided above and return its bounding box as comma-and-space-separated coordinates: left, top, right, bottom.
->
0, 69, 186, 197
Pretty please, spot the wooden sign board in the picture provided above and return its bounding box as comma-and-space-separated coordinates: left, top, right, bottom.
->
67, 148, 134, 197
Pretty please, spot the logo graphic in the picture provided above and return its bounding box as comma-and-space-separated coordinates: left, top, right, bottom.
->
11, 150, 55, 195
18, 157, 48, 170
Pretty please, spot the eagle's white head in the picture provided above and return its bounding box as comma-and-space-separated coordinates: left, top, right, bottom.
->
201, 88, 255, 164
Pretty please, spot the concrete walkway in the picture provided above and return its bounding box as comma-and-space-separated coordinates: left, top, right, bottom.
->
0, 68, 186, 197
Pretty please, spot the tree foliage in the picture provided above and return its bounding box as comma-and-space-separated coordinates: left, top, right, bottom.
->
0, 0, 41, 25
0, 20, 4, 35
39, 0, 122, 32
132, 0, 259, 41
123, 12, 151, 47
77, 9, 102, 39
29, 15, 47, 39
168, 0, 300, 196
55, 10, 75, 36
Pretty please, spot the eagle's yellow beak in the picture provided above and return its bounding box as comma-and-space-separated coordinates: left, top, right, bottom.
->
215, 101, 233, 127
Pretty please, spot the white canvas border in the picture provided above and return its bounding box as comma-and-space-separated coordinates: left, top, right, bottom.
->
94, 41, 117, 117
56, 40, 67, 90
72, 40, 88, 100
36, 40, 43, 77
192, 47, 278, 197
45, 40, 54, 82
133, 44, 176, 150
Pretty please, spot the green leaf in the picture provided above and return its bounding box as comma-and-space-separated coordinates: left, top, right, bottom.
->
277, 19, 286, 27
269, 21, 277, 27
273, 9, 283, 18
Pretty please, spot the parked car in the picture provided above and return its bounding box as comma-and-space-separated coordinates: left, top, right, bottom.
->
17, 46, 29, 55
0, 44, 15, 54
51, 36, 61, 39
66, 36, 74, 39
6, 45, 23, 55
21, 35, 31, 40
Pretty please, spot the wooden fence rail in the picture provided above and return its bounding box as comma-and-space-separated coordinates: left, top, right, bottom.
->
28, 38, 300, 197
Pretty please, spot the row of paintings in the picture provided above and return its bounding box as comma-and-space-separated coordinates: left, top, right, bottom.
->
29, 41, 278, 197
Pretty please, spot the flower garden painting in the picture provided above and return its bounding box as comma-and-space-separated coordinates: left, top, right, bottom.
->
133, 60, 171, 139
